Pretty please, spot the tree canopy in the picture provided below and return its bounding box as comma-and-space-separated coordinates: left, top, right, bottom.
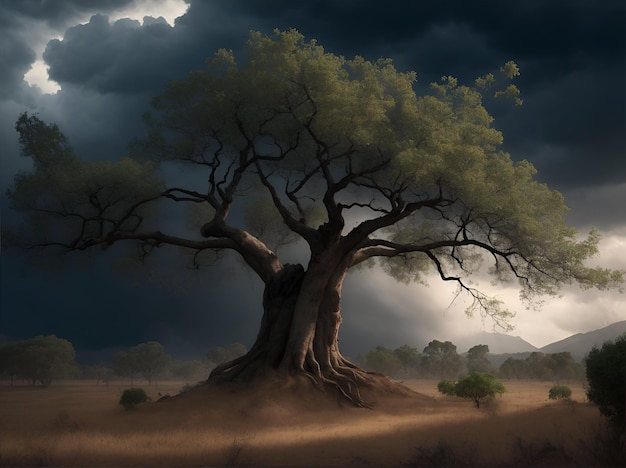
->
0, 335, 76, 386
6, 29, 623, 404
112, 341, 171, 384
445, 372, 507, 408
423, 340, 463, 378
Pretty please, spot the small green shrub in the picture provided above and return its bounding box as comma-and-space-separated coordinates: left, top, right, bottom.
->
548, 384, 572, 400
119, 388, 149, 410
453, 372, 506, 408
437, 379, 457, 396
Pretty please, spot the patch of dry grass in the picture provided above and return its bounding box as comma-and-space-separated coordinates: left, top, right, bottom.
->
0, 379, 619, 467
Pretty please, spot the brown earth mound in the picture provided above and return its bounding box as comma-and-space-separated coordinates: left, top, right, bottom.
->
153, 374, 436, 426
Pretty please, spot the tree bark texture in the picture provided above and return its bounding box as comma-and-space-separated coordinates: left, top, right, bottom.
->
208, 262, 408, 406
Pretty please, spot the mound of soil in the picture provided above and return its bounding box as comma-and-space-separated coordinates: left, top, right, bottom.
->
153, 374, 436, 426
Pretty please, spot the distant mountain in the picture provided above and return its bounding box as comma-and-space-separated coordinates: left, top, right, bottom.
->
540, 320, 626, 361
454, 331, 539, 354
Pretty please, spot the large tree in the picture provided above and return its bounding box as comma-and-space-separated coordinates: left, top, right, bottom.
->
6, 30, 622, 405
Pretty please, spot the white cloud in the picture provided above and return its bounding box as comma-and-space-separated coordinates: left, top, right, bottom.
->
340, 223, 626, 352
24, 60, 61, 94
108, 0, 189, 26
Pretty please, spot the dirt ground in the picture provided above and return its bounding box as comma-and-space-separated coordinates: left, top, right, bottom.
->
0, 377, 621, 467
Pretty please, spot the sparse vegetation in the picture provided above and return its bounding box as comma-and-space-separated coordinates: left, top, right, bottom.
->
119, 388, 150, 410
548, 384, 572, 400
0, 380, 612, 467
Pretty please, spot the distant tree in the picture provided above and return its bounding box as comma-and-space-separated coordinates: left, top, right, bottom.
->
548, 384, 572, 400
131, 341, 170, 384
498, 356, 529, 379
423, 340, 462, 378
0, 335, 75, 386
365, 346, 403, 377
546, 352, 584, 382
524, 352, 553, 380
80, 364, 115, 385
112, 350, 139, 384
393, 345, 421, 376
586, 334, 626, 431
6, 29, 622, 405
466, 344, 494, 373
0, 342, 23, 384
498, 352, 583, 382
452, 372, 506, 408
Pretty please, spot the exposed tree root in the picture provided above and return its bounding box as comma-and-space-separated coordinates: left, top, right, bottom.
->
204, 263, 416, 408
207, 351, 415, 408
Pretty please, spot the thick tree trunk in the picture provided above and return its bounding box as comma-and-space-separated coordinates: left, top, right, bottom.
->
208, 262, 410, 406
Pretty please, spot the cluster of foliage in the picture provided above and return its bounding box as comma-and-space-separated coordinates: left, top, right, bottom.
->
112, 341, 171, 384
548, 384, 572, 400
110, 342, 247, 383
437, 379, 457, 396
498, 351, 584, 381
585, 334, 626, 431
119, 387, 150, 410
437, 372, 506, 408
466, 344, 495, 373
363, 342, 588, 385
422, 340, 464, 377
363, 341, 464, 378
363, 341, 493, 378
0, 335, 247, 386
0, 335, 75, 386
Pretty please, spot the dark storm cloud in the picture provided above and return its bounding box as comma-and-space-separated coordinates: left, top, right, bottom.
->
44, 14, 185, 94
0, 30, 35, 99
1, 249, 263, 361
0, 7, 37, 100
3, 0, 134, 28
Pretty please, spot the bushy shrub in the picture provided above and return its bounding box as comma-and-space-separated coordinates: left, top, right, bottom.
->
586, 334, 626, 430
119, 387, 149, 410
437, 379, 457, 396
548, 384, 572, 400
453, 372, 506, 408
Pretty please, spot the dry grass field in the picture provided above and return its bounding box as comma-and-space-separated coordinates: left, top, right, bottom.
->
0, 377, 622, 467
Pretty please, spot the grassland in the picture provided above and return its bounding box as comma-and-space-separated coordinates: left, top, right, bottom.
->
0, 378, 621, 467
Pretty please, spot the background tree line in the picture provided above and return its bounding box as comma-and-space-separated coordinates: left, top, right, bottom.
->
0, 334, 592, 386
359, 340, 584, 382
0, 335, 247, 386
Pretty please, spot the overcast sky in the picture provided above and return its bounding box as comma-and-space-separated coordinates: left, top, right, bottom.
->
1, 0, 624, 362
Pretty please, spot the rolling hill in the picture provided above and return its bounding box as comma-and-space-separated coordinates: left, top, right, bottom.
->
454, 331, 539, 354
539, 320, 626, 361
454, 320, 626, 364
